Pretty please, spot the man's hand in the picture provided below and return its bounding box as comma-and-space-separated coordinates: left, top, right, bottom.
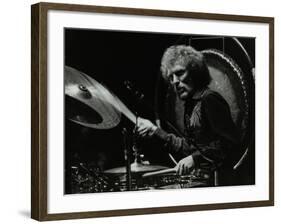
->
136, 118, 157, 137
175, 155, 194, 175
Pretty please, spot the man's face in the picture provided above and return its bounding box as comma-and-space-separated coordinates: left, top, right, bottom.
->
168, 65, 194, 100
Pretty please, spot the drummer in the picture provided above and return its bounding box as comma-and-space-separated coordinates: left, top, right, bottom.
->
136, 45, 241, 186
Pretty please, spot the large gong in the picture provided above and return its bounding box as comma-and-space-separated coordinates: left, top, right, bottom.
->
155, 44, 255, 166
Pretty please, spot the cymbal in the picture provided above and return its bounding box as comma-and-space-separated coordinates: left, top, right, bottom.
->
104, 162, 169, 174
65, 66, 121, 129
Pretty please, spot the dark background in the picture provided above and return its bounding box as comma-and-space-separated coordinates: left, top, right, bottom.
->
64, 28, 255, 192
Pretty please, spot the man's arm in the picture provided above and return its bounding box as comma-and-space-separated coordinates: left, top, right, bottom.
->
153, 92, 241, 166
153, 127, 223, 166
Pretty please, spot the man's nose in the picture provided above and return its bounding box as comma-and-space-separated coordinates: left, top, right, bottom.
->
171, 74, 180, 85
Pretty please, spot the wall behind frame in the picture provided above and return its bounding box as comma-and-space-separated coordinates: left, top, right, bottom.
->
0, 0, 280, 224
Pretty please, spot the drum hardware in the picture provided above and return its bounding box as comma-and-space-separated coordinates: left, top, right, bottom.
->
65, 66, 216, 192
142, 167, 175, 178
104, 164, 169, 174
70, 163, 111, 193
124, 80, 144, 102
142, 166, 213, 189
105, 122, 171, 191
65, 66, 171, 191
106, 110, 170, 190
142, 166, 211, 180
122, 128, 132, 191
143, 173, 209, 189
65, 66, 206, 191
124, 80, 179, 167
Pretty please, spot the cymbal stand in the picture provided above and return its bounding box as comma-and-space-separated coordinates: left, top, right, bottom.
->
122, 128, 132, 191
132, 114, 144, 167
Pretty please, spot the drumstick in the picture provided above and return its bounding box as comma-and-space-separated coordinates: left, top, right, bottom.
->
142, 167, 177, 178
168, 154, 178, 165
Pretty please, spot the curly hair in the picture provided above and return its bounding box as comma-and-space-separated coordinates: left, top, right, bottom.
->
160, 45, 211, 89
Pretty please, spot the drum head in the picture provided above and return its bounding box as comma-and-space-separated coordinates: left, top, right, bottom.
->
203, 49, 249, 133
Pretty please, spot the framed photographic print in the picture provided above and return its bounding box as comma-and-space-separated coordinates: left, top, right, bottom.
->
31, 2, 274, 221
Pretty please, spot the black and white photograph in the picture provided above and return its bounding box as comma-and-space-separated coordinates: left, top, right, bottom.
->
64, 28, 255, 194
1, 0, 278, 222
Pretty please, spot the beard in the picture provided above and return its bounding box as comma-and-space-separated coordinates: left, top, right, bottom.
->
175, 84, 194, 100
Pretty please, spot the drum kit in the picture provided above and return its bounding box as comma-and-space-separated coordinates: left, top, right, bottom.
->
65, 37, 254, 193
65, 66, 209, 193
